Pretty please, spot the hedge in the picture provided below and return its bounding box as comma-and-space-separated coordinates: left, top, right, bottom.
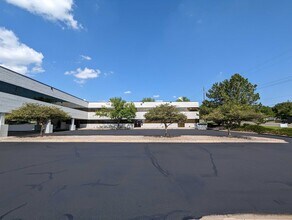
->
235, 124, 292, 137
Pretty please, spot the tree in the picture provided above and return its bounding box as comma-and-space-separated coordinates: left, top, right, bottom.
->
202, 103, 261, 135
141, 97, 155, 102
6, 103, 70, 136
205, 73, 260, 106
96, 97, 137, 128
144, 104, 187, 136
257, 104, 275, 117
251, 104, 275, 125
200, 74, 262, 134
273, 101, 292, 121
250, 111, 266, 126
176, 96, 190, 102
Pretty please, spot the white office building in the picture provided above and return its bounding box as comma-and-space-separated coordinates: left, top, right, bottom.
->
0, 66, 199, 136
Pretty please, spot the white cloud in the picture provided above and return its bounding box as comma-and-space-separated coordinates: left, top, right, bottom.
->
5, 0, 81, 29
65, 67, 101, 84
153, 95, 160, 98
0, 27, 44, 75
81, 55, 91, 61
104, 71, 114, 77
124, 91, 131, 94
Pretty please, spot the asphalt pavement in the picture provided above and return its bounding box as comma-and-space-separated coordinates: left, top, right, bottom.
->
0, 139, 292, 219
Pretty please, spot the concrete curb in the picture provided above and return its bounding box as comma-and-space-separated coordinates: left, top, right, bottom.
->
0, 135, 288, 143
199, 214, 292, 219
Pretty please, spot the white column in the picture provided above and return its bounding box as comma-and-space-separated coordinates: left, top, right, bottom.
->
0, 113, 8, 137
70, 118, 76, 131
0, 113, 5, 125
44, 120, 53, 134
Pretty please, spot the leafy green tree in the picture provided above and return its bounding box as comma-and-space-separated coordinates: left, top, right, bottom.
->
273, 101, 292, 121
250, 104, 275, 125
202, 103, 261, 135
176, 96, 190, 102
141, 97, 155, 102
250, 111, 266, 126
200, 74, 262, 133
205, 73, 260, 106
257, 104, 275, 117
144, 104, 187, 136
6, 103, 69, 136
96, 97, 137, 128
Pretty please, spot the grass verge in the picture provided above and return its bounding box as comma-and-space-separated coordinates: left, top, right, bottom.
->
235, 124, 292, 137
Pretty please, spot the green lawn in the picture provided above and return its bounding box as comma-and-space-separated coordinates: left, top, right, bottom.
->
236, 124, 292, 137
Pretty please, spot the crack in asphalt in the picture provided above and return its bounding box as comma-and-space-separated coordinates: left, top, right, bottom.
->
25, 170, 66, 192
144, 146, 170, 177
273, 199, 286, 205
51, 185, 67, 196
200, 147, 218, 177
144, 145, 194, 204
25, 180, 50, 191
0, 203, 27, 220
74, 147, 80, 158
26, 170, 67, 180
81, 179, 119, 187
0, 158, 67, 175
64, 213, 74, 220
267, 181, 292, 187
45, 145, 56, 149
128, 209, 191, 220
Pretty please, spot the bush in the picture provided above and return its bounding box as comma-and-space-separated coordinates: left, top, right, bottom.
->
239, 124, 266, 133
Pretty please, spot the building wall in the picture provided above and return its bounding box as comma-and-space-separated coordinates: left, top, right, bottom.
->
141, 123, 179, 129
88, 101, 199, 121
80, 123, 134, 129
8, 124, 35, 131
0, 92, 88, 119
0, 66, 200, 130
0, 66, 88, 109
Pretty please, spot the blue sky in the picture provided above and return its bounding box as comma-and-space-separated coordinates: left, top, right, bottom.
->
0, 0, 291, 105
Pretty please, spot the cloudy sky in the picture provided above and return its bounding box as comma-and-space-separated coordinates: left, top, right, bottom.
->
0, 0, 291, 105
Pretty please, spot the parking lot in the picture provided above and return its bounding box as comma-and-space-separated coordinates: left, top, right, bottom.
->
0, 130, 291, 219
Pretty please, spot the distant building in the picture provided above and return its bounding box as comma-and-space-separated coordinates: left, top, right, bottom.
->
86, 101, 199, 129
0, 66, 199, 136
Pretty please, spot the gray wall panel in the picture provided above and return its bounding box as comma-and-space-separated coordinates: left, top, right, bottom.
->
0, 66, 88, 108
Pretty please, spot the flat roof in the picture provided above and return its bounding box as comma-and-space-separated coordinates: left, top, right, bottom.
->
88, 101, 199, 108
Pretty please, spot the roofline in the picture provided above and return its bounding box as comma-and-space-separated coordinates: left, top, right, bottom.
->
89, 101, 199, 104
0, 65, 89, 104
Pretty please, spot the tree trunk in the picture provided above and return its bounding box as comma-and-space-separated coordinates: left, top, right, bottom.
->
40, 123, 44, 137
164, 124, 168, 137
116, 119, 120, 130
227, 127, 231, 136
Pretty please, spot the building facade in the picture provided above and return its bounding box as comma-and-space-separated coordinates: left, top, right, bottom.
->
86, 101, 199, 129
0, 66, 199, 136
